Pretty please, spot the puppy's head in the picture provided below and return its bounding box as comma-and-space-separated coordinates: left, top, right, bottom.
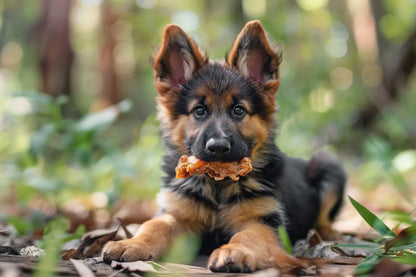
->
153, 21, 281, 163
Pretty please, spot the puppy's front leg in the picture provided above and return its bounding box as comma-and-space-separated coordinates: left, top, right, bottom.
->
208, 222, 304, 273
102, 214, 179, 263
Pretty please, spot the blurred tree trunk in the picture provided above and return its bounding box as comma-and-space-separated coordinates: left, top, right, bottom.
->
94, 3, 122, 110
37, 0, 74, 97
369, 0, 390, 64
355, 28, 416, 128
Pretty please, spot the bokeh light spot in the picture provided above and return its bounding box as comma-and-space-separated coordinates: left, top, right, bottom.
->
172, 10, 199, 33
297, 0, 328, 11
243, 0, 266, 18
330, 67, 353, 91
309, 88, 334, 113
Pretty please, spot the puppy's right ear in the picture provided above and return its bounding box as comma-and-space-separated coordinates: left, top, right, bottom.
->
153, 25, 207, 96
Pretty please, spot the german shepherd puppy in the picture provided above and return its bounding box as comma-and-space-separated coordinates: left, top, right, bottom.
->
102, 20, 346, 272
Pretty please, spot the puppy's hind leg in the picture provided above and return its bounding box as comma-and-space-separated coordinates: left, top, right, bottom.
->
307, 152, 346, 240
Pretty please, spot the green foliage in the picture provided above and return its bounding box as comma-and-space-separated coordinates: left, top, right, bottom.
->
5, 210, 51, 236
278, 225, 293, 255
338, 197, 416, 275
6, 216, 31, 236
0, 91, 162, 215
35, 218, 85, 277
162, 233, 201, 264
349, 196, 396, 237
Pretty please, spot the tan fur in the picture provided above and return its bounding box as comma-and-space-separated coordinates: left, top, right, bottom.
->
102, 214, 179, 262
241, 115, 270, 159
220, 197, 281, 231
157, 188, 216, 232
316, 189, 340, 240
170, 114, 189, 153
208, 222, 305, 271
157, 189, 281, 233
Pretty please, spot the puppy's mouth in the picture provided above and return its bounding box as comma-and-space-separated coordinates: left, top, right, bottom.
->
175, 155, 252, 181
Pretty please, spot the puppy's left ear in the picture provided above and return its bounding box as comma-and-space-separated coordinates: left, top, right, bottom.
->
227, 20, 281, 95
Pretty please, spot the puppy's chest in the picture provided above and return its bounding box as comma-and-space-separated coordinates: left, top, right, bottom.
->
160, 177, 280, 232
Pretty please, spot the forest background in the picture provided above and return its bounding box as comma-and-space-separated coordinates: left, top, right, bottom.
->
0, 0, 415, 256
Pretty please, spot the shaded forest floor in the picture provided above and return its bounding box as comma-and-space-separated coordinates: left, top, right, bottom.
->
0, 217, 412, 276
1, 185, 415, 276
0, 254, 360, 277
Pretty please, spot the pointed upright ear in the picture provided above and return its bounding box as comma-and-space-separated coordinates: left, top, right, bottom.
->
227, 20, 281, 94
153, 25, 207, 96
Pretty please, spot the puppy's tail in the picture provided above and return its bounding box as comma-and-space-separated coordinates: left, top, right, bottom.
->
307, 152, 346, 224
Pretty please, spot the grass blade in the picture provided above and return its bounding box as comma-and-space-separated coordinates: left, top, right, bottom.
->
389, 242, 416, 251
385, 225, 416, 252
393, 255, 416, 265
349, 196, 396, 237
335, 243, 380, 250
354, 253, 383, 275
278, 226, 292, 254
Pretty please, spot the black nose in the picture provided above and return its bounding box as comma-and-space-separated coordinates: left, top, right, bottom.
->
206, 138, 231, 154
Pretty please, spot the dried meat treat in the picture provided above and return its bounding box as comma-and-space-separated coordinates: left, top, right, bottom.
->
175, 155, 252, 181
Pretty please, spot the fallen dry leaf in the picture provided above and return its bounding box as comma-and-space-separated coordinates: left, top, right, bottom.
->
63, 227, 119, 260
84, 228, 118, 258
111, 260, 155, 272
70, 258, 96, 277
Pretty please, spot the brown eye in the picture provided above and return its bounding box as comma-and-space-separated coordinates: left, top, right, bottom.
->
192, 105, 207, 118
232, 105, 246, 118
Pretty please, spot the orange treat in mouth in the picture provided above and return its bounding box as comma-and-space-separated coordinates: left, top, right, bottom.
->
175, 155, 252, 181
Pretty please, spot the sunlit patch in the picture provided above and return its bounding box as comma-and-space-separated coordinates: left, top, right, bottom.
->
91, 191, 109, 208
242, 0, 266, 18
326, 22, 349, 58
81, 0, 102, 6
6, 97, 33, 116
95, 209, 111, 227
330, 67, 353, 91
309, 88, 334, 113
325, 39, 347, 58
297, 0, 328, 11
136, 0, 157, 9
71, 1, 100, 33
393, 150, 416, 173
172, 10, 199, 33
1, 42, 23, 68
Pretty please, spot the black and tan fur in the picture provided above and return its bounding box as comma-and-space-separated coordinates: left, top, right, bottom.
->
102, 20, 346, 272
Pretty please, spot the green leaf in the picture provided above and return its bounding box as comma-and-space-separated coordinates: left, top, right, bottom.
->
385, 225, 416, 252
390, 242, 416, 251
335, 243, 380, 250
392, 255, 416, 265
354, 250, 384, 275
75, 99, 132, 132
7, 216, 31, 235
30, 124, 55, 157
35, 217, 71, 277
349, 196, 396, 237
278, 225, 292, 254
60, 225, 86, 244
383, 210, 416, 226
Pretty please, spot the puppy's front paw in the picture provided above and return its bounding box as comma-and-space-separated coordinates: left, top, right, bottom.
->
102, 239, 156, 263
208, 244, 257, 273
